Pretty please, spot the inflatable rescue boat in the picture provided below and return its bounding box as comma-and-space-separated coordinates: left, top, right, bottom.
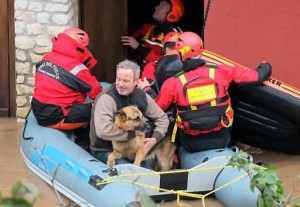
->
20, 50, 300, 207
21, 110, 260, 207
202, 50, 300, 154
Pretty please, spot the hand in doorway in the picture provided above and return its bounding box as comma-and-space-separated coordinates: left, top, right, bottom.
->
121, 36, 140, 49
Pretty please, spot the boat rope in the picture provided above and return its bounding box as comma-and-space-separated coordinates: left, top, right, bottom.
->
103, 165, 229, 179
33, 146, 88, 207
32, 146, 266, 206
201, 0, 212, 40
96, 164, 265, 207
33, 146, 69, 207
22, 109, 34, 140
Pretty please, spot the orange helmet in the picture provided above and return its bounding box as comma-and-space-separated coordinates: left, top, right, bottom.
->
163, 31, 180, 45
176, 32, 203, 61
62, 27, 89, 47
167, 0, 185, 23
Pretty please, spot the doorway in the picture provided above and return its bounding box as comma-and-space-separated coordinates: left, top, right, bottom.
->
80, 0, 204, 83
128, 0, 204, 35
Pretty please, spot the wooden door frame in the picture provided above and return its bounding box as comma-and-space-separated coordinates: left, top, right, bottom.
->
0, 0, 15, 117
78, 0, 128, 83
8, 0, 16, 117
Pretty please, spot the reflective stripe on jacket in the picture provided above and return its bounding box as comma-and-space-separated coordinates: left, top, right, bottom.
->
33, 34, 102, 115
132, 23, 182, 63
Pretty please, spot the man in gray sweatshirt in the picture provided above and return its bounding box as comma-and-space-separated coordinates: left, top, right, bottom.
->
89, 59, 169, 167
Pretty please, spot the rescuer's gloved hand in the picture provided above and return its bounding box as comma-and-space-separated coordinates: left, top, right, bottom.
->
256, 62, 272, 83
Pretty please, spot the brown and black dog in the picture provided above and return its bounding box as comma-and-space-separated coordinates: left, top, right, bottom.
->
107, 105, 176, 171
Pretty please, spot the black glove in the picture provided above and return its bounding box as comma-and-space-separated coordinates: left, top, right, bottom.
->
166, 111, 176, 136
167, 111, 175, 124
256, 62, 272, 83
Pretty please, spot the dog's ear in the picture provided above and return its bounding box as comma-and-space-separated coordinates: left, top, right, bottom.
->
114, 109, 127, 121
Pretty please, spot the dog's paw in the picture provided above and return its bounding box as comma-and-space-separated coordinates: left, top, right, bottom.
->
107, 160, 115, 167
133, 161, 141, 166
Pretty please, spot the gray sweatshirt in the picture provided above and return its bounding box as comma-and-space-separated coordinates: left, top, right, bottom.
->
90, 87, 169, 152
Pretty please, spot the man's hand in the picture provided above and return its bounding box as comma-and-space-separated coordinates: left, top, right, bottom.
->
137, 77, 151, 90
143, 137, 157, 156
121, 36, 139, 49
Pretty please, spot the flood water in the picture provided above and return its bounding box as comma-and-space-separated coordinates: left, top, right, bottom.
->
1, 117, 299, 207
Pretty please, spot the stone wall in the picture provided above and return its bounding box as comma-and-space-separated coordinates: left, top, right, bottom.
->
14, 0, 79, 123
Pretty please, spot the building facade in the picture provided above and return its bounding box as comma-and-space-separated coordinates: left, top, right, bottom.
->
14, 0, 79, 122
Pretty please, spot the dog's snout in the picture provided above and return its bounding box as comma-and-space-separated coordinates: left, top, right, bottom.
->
135, 120, 147, 132
143, 121, 155, 137
135, 120, 150, 132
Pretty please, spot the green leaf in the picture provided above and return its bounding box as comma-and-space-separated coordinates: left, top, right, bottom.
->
136, 192, 157, 207
227, 150, 298, 206
0, 182, 39, 207
2, 198, 33, 207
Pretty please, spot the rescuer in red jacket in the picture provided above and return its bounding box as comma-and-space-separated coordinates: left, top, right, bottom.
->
121, 0, 184, 65
140, 31, 182, 86
139, 32, 272, 167
31, 27, 102, 148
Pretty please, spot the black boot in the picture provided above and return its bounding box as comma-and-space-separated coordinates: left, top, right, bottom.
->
74, 124, 91, 152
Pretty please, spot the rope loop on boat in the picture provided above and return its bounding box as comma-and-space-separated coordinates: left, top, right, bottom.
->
96, 164, 266, 207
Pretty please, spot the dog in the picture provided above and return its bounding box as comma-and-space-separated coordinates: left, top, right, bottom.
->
144, 135, 176, 171
107, 105, 176, 171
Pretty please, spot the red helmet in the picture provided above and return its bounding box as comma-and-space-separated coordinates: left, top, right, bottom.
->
163, 31, 180, 45
167, 0, 185, 23
176, 32, 203, 61
62, 27, 89, 47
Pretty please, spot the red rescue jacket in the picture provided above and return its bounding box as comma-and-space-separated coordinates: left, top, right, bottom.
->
32, 34, 102, 115
156, 60, 260, 135
141, 61, 156, 81
132, 23, 181, 63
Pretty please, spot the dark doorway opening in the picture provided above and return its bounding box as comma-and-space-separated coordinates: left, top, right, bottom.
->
80, 0, 204, 83
127, 0, 204, 37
